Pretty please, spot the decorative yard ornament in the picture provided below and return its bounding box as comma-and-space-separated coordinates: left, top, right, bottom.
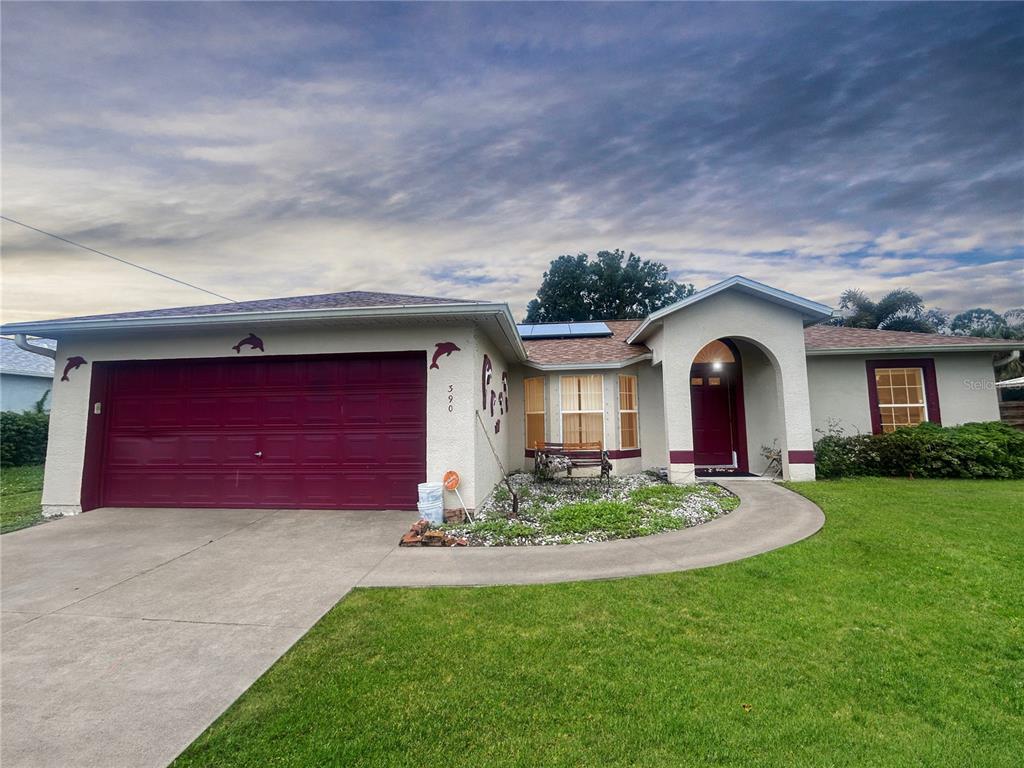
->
481, 354, 492, 409
429, 341, 461, 369
232, 333, 264, 353
61, 356, 87, 382
443, 470, 472, 522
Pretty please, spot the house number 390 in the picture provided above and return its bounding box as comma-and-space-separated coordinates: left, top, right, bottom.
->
448, 384, 454, 412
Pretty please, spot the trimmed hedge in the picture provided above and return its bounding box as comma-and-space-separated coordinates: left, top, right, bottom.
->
815, 421, 1024, 479
0, 411, 50, 467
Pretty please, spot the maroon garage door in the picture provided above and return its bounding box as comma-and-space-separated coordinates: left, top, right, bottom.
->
85, 353, 426, 510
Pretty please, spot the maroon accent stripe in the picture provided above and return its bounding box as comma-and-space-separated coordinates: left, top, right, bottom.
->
865, 358, 941, 435
607, 449, 641, 459
669, 450, 694, 463
788, 450, 816, 464
524, 449, 536, 458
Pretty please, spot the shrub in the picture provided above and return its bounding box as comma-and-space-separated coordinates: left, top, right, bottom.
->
814, 421, 1024, 479
0, 410, 50, 467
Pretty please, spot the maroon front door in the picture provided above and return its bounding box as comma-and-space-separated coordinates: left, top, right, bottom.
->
88, 352, 426, 511
690, 363, 738, 466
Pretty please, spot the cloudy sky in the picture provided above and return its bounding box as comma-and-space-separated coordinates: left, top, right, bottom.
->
2, 2, 1022, 324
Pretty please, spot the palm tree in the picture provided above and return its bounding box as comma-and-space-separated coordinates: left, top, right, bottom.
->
831, 288, 938, 333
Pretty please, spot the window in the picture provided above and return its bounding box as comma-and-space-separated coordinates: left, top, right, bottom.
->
693, 340, 736, 364
874, 367, 927, 432
524, 377, 546, 450
619, 375, 639, 450
560, 374, 604, 446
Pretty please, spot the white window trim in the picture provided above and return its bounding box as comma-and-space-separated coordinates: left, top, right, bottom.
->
876, 367, 929, 427
618, 374, 639, 450
559, 374, 604, 445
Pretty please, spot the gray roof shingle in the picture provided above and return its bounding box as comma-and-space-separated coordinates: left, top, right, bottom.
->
40, 290, 485, 324
0, 337, 56, 377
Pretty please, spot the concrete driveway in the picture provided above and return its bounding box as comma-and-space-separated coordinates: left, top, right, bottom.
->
1, 481, 822, 768
0, 507, 413, 768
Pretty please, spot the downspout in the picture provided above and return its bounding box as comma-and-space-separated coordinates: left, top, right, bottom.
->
994, 350, 1020, 368
13, 333, 57, 359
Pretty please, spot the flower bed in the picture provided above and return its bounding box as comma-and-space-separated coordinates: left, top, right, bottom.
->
437, 472, 738, 546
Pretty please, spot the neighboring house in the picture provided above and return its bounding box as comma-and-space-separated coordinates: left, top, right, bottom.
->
1, 276, 1017, 518
0, 336, 55, 412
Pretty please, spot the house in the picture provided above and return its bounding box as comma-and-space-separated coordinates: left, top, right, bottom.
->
1, 276, 1017, 519
0, 337, 56, 412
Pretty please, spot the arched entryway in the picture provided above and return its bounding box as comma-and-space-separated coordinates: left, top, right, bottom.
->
689, 339, 748, 473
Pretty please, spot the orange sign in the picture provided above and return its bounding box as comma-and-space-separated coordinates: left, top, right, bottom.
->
443, 470, 460, 491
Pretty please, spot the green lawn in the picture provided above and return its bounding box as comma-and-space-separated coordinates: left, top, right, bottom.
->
173, 479, 1023, 767
0, 464, 45, 533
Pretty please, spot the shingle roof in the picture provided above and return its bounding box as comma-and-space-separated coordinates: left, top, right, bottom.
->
39, 290, 485, 324
0, 337, 56, 377
523, 320, 650, 365
804, 325, 1022, 350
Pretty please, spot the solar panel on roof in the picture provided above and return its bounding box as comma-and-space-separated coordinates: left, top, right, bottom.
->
567, 322, 612, 336
516, 322, 613, 339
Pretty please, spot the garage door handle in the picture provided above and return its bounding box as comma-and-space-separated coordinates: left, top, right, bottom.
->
254, 451, 263, 458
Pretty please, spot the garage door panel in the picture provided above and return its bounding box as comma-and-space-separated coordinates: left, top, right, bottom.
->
223, 396, 261, 427
300, 434, 339, 463
182, 435, 219, 465
96, 353, 426, 510
384, 391, 427, 425
264, 395, 302, 426
384, 431, 425, 463
224, 435, 261, 464
184, 397, 222, 427
342, 393, 382, 425
262, 435, 300, 465
109, 397, 148, 429
304, 395, 343, 426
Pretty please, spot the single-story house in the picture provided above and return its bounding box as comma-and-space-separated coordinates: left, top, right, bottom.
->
2, 276, 1018, 518
0, 336, 55, 412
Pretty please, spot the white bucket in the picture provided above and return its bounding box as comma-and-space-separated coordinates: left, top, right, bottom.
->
417, 500, 443, 523
417, 482, 443, 504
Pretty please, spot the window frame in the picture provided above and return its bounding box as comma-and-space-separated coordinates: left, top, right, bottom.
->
559, 374, 605, 447
865, 358, 941, 435
618, 374, 639, 450
524, 376, 546, 452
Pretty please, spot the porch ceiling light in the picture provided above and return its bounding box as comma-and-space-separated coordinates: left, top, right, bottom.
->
712, 361, 723, 371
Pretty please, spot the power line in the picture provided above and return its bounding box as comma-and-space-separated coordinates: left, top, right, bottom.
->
1, 215, 238, 304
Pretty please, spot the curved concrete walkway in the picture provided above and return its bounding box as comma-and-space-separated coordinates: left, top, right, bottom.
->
1, 479, 822, 768
361, 479, 824, 587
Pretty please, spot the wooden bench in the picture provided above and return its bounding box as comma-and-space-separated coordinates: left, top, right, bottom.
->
533, 441, 612, 480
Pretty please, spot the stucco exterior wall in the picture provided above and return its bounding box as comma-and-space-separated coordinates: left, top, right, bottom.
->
472, 329, 512, 511
1, 373, 52, 413
807, 351, 1000, 436
40, 322, 487, 516
734, 340, 784, 475
637, 363, 667, 470
657, 291, 816, 482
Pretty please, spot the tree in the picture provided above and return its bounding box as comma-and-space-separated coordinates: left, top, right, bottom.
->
524, 250, 694, 322
950, 307, 1008, 337
830, 288, 939, 333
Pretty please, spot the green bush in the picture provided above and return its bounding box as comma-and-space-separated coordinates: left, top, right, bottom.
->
814, 421, 1024, 479
0, 410, 50, 467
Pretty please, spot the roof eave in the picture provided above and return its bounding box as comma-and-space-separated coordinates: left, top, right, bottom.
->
806, 342, 1022, 356
627, 275, 833, 344
1, 302, 529, 363
522, 353, 652, 371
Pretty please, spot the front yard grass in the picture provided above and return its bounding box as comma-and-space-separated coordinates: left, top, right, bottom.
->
173, 479, 1023, 768
0, 464, 45, 533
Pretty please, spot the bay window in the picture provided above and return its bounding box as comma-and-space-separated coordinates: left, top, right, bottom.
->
524, 377, 546, 450
560, 374, 604, 446
618, 374, 639, 449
